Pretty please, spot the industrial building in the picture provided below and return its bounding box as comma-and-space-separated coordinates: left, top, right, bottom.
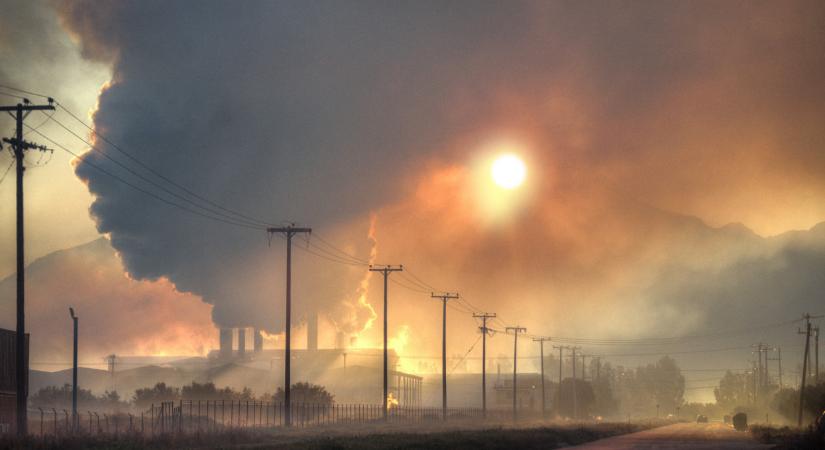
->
0, 328, 28, 434
210, 316, 422, 407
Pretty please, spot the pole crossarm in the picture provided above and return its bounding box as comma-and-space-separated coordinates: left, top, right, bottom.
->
267, 225, 312, 237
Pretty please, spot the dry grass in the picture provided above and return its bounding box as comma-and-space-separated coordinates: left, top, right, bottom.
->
750, 424, 825, 449
0, 420, 669, 449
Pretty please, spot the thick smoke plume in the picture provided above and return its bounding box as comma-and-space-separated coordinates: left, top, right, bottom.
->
51, 0, 825, 359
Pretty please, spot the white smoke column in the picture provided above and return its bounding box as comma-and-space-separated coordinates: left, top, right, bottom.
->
329, 214, 379, 344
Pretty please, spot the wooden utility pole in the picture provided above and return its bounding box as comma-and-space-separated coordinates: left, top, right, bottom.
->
553, 345, 565, 416
473, 312, 496, 418
797, 313, 822, 426
267, 225, 311, 427
432, 292, 459, 421
69, 308, 78, 431
369, 264, 402, 421
533, 337, 551, 417
571, 346, 581, 419
506, 326, 526, 421
778, 347, 783, 388
815, 326, 820, 385
1, 98, 55, 436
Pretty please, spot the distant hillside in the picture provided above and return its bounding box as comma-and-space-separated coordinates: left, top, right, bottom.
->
0, 238, 216, 366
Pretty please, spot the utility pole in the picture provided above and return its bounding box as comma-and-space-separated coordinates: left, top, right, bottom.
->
432, 292, 459, 421
580, 354, 589, 381
105, 354, 116, 392
797, 313, 822, 426
506, 326, 526, 421
767, 346, 781, 389
533, 337, 551, 417
2, 98, 55, 436
778, 347, 783, 388
267, 225, 311, 427
571, 346, 580, 419
369, 264, 402, 421
752, 343, 764, 394
473, 312, 496, 418
814, 325, 819, 384
594, 357, 601, 382
69, 308, 78, 431
553, 345, 565, 416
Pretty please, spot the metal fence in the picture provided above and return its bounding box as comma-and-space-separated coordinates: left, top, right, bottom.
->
26, 402, 486, 437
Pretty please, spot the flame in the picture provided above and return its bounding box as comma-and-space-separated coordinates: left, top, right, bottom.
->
389, 325, 417, 373
388, 325, 410, 354
386, 392, 400, 410
351, 214, 379, 340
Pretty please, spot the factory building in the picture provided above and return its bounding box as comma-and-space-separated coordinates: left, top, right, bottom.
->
210, 315, 421, 406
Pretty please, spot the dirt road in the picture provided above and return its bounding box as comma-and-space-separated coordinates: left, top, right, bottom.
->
570, 422, 771, 449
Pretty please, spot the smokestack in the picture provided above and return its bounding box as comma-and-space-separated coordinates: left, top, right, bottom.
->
307, 313, 318, 351
335, 331, 347, 350
237, 327, 246, 356
253, 327, 263, 352
219, 328, 232, 358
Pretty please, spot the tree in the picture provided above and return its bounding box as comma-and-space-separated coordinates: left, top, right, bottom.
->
29, 384, 127, 411
714, 371, 751, 409
31, 384, 95, 409
132, 382, 180, 408
591, 363, 619, 417
770, 384, 825, 425
554, 378, 595, 419
637, 356, 685, 415
273, 382, 334, 405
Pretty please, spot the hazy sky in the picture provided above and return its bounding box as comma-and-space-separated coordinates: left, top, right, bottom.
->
1, 0, 824, 403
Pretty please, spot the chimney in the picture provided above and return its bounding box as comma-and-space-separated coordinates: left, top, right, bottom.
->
335, 331, 346, 350
237, 327, 246, 356
219, 328, 232, 358
307, 313, 318, 351
253, 328, 263, 352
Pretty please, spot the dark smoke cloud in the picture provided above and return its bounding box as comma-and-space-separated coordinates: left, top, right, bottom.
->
52, 0, 825, 353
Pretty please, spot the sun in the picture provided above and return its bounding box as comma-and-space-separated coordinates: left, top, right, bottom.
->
491, 154, 526, 189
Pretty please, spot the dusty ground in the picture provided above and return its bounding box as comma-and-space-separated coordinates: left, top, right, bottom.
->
2, 420, 661, 449
570, 422, 772, 450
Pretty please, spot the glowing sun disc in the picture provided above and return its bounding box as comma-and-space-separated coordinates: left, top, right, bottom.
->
491, 154, 526, 189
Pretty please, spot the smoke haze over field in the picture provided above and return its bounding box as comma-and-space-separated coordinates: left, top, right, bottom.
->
49, 1, 825, 344
1, 1, 824, 405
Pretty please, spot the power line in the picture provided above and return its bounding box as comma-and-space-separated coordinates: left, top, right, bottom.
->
0, 160, 14, 185
31, 128, 264, 230
52, 104, 277, 228
448, 334, 481, 375
43, 114, 270, 228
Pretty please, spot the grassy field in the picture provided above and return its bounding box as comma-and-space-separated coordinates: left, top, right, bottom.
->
1, 420, 667, 449
750, 424, 825, 449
